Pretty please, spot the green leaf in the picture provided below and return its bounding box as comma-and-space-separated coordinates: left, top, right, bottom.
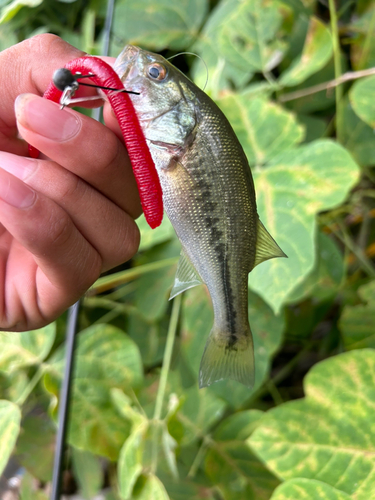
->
133, 474, 170, 500
340, 95, 375, 167
297, 114, 327, 143
175, 384, 226, 445
205, 410, 279, 500
349, 75, 375, 128
135, 240, 179, 322
249, 350, 375, 500
0, 400, 21, 476
19, 470, 48, 500
118, 424, 148, 500
0, 21, 17, 49
271, 479, 351, 500
15, 413, 55, 482
340, 282, 375, 350
0, 323, 56, 373
0, 0, 42, 23
112, 0, 208, 52
217, 96, 305, 166
212, 410, 264, 441
44, 324, 143, 459
181, 286, 284, 402
217, 0, 292, 74
286, 231, 345, 304
111, 387, 146, 430
281, 56, 337, 114
118, 421, 170, 500
250, 140, 360, 313
280, 17, 332, 87
137, 214, 176, 252
71, 448, 102, 500
192, 0, 292, 95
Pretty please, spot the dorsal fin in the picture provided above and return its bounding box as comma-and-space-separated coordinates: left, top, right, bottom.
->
253, 218, 287, 268
169, 248, 203, 300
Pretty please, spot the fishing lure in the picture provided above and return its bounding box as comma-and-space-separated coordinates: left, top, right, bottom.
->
29, 56, 163, 229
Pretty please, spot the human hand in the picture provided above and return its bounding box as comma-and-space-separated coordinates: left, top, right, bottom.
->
0, 34, 141, 331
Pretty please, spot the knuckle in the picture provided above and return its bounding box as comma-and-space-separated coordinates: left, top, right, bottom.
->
46, 210, 73, 248
57, 172, 82, 201
102, 217, 140, 271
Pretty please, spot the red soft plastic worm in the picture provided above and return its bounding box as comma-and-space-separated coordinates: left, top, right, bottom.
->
29, 56, 163, 229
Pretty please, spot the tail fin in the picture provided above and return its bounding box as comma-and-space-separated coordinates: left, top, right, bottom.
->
199, 328, 255, 389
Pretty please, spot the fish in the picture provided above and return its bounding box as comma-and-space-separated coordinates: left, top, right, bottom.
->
114, 46, 287, 388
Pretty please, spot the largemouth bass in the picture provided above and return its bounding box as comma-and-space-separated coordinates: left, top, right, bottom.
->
114, 46, 286, 388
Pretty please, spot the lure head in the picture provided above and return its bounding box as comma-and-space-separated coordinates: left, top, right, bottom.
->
114, 45, 197, 152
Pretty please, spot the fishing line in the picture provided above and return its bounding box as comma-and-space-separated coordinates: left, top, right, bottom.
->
53, 68, 139, 108
167, 51, 209, 91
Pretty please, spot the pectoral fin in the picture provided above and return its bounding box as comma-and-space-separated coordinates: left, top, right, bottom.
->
253, 219, 287, 268
169, 249, 203, 300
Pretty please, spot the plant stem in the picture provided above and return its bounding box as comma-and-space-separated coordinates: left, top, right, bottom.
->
335, 222, 375, 278
89, 257, 178, 295
151, 295, 181, 475
153, 294, 181, 421
187, 437, 210, 478
328, 0, 343, 143
279, 67, 375, 102
15, 365, 45, 407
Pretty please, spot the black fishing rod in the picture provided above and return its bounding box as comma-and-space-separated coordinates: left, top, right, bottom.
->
50, 0, 116, 498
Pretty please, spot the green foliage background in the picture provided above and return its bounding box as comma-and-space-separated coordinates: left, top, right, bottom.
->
1, 0, 375, 499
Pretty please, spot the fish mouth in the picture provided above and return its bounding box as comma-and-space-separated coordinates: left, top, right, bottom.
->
114, 45, 141, 82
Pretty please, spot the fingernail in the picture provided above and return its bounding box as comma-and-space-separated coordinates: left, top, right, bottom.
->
0, 168, 36, 209
15, 93, 81, 142
0, 152, 37, 181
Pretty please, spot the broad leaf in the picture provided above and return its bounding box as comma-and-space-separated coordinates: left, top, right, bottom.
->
44, 324, 143, 459
173, 384, 226, 445
217, 96, 305, 166
282, 56, 336, 114
349, 75, 375, 128
0, 22, 17, 49
15, 413, 55, 482
72, 448, 102, 500
118, 423, 148, 500
340, 95, 375, 167
135, 239, 180, 322
249, 350, 375, 500
0, 324, 56, 373
0, 0, 42, 23
0, 400, 21, 476
112, 0, 208, 52
133, 474, 170, 500
250, 140, 360, 312
340, 282, 375, 350
137, 214, 176, 252
286, 231, 344, 304
271, 479, 351, 500
192, 0, 292, 94
280, 17, 332, 87
205, 410, 279, 500
181, 286, 284, 401
217, 0, 292, 74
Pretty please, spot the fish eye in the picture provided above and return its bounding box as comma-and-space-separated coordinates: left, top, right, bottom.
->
148, 63, 167, 81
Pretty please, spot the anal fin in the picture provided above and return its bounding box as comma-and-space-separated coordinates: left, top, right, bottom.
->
169, 248, 203, 300
253, 218, 287, 268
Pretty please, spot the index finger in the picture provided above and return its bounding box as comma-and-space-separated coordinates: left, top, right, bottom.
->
1, 34, 90, 154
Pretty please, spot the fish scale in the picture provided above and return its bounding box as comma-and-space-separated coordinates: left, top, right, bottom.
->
114, 46, 287, 388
